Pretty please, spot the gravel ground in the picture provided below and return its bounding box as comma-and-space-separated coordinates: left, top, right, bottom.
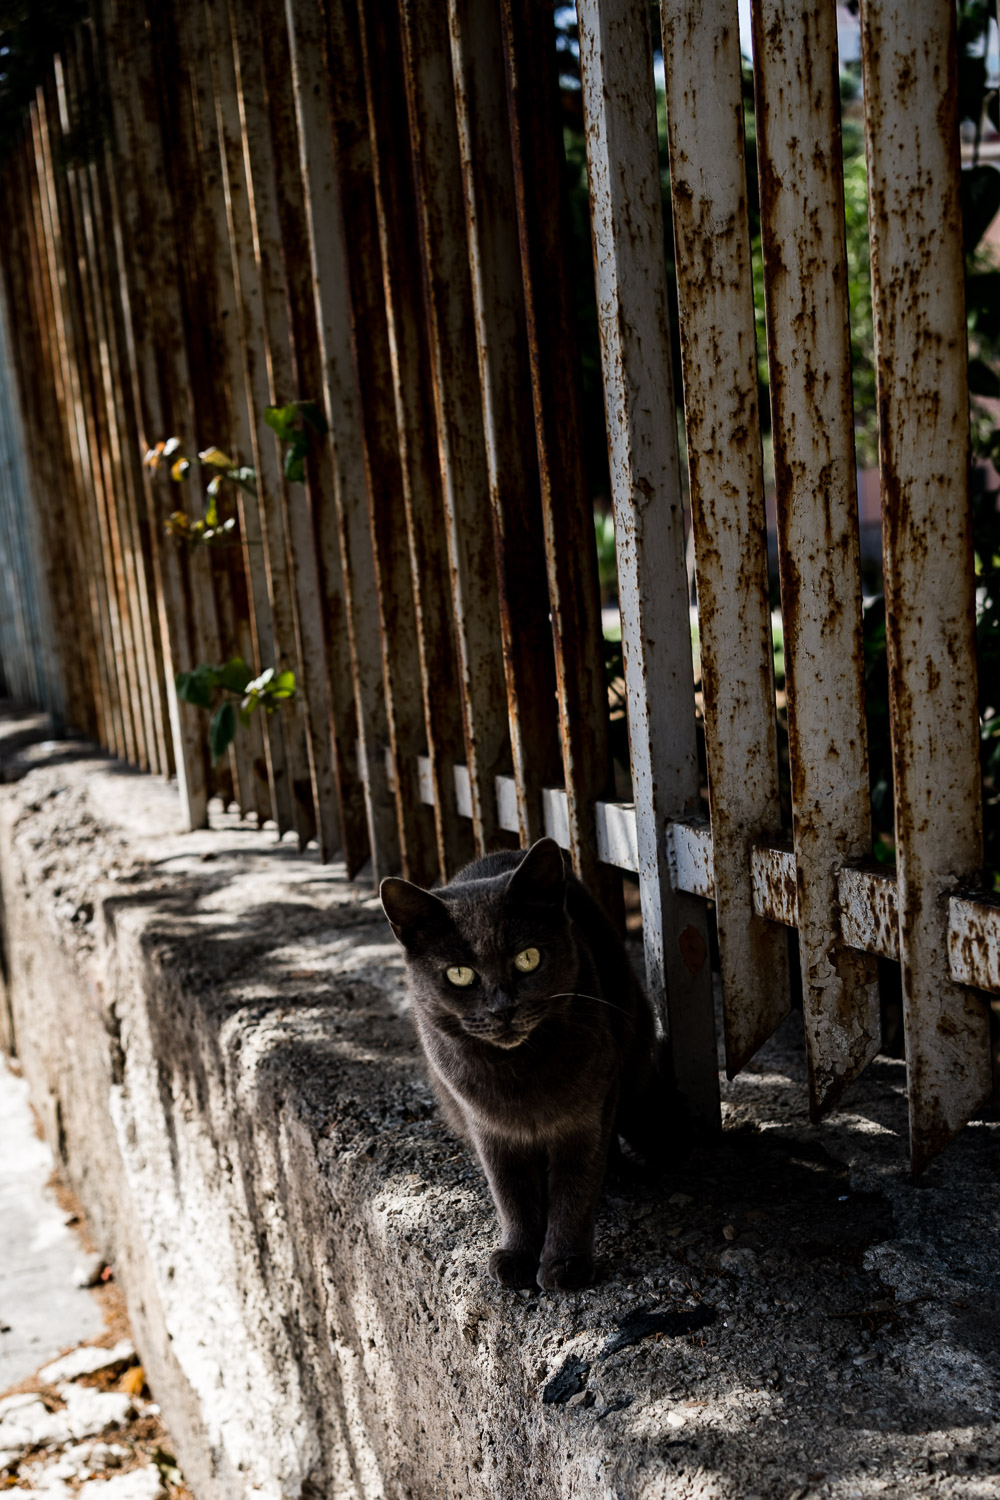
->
0, 1058, 193, 1498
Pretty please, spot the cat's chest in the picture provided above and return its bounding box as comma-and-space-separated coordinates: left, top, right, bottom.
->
425, 1022, 615, 1134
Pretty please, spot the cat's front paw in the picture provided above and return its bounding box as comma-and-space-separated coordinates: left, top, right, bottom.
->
537, 1253, 595, 1291
489, 1247, 539, 1288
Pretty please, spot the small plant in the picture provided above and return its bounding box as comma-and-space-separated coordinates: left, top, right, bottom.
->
146, 401, 329, 547
175, 656, 296, 763
144, 438, 255, 546
263, 400, 328, 481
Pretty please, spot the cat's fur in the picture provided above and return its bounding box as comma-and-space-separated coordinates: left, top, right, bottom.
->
380, 837, 661, 1291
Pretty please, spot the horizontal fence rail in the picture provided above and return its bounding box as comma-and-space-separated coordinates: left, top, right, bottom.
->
0, 0, 995, 1170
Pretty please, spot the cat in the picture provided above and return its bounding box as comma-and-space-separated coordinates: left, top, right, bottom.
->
379, 836, 662, 1291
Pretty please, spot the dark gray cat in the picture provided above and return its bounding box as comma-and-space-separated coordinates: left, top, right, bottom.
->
379, 837, 661, 1291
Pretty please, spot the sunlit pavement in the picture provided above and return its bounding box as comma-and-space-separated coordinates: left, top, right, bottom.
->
0, 1052, 103, 1391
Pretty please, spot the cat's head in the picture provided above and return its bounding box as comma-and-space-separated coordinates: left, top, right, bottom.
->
380, 839, 579, 1050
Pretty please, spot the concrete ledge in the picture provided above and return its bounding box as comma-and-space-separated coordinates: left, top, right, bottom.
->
2, 716, 999, 1499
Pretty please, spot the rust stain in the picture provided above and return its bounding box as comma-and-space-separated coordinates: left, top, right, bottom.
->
679, 925, 708, 975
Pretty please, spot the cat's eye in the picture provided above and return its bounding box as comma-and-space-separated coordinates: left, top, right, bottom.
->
445, 965, 477, 988
514, 947, 541, 973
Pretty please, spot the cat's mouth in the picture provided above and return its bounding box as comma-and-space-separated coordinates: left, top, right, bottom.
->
464, 1017, 532, 1049
484, 1030, 528, 1050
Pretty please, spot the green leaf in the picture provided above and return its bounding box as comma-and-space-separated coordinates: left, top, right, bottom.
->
209, 701, 237, 764
217, 656, 253, 694
264, 404, 299, 443
283, 434, 309, 484
271, 669, 296, 697
237, 707, 252, 729
175, 665, 218, 709
962, 165, 1000, 254
298, 400, 328, 436
198, 446, 235, 468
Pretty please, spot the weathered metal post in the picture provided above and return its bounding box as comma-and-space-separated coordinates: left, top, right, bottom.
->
659, 0, 791, 1076
750, 0, 880, 1116
860, 0, 992, 1169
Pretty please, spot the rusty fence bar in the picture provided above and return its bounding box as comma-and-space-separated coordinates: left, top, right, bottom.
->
0, 279, 51, 712
750, 0, 880, 1117
859, 0, 992, 1169
0, 0, 995, 1171
659, 0, 792, 1080
575, 0, 718, 1124
500, 0, 623, 922
351, 0, 475, 882
448, 0, 563, 855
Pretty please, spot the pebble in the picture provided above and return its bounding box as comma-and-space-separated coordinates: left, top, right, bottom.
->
0, 1395, 73, 1450
79, 1467, 166, 1499
22, 1440, 129, 1486
39, 1341, 135, 1386
0, 1392, 42, 1419
59, 1386, 134, 1441
72, 1257, 107, 1290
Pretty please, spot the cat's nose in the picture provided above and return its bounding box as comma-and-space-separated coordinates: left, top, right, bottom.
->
487, 989, 516, 1016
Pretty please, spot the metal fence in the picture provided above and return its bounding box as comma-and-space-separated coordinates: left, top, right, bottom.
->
0, 0, 996, 1171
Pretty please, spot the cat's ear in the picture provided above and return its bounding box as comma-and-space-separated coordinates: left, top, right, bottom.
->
507, 837, 567, 908
380, 877, 449, 947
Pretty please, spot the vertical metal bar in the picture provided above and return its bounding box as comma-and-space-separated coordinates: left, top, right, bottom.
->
201, 0, 297, 833
130, 0, 226, 796
140, 0, 249, 810
660, 0, 791, 1074
51, 84, 139, 765
0, 157, 87, 731
256, 0, 390, 868
288, 0, 435, 882
52, 54, 146, 769
351, 0, 476, 880
100, 0, 212, 826
144, 0, 264, 812
173, 0, 283, 821
396, 0, 513, 857
29, 98, 123, 758
0, 142, 64, 721
225, 0, 340, 851
750, 0, 879, 1116
79, 27, 172, 777
499, 0, 621, 918
576, 0, 718, 1123
0, 262, 53, 713
93, 10, 177, 779
859, 0, 991, 1170
447, 0, 562, 849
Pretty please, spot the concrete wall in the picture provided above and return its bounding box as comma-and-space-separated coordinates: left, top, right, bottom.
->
2, 714, 999, 1500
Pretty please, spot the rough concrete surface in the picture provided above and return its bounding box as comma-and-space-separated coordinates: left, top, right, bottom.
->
0, 707, 998, 1500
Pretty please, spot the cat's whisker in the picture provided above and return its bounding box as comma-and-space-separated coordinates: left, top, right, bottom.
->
548, 991, 630, 1015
